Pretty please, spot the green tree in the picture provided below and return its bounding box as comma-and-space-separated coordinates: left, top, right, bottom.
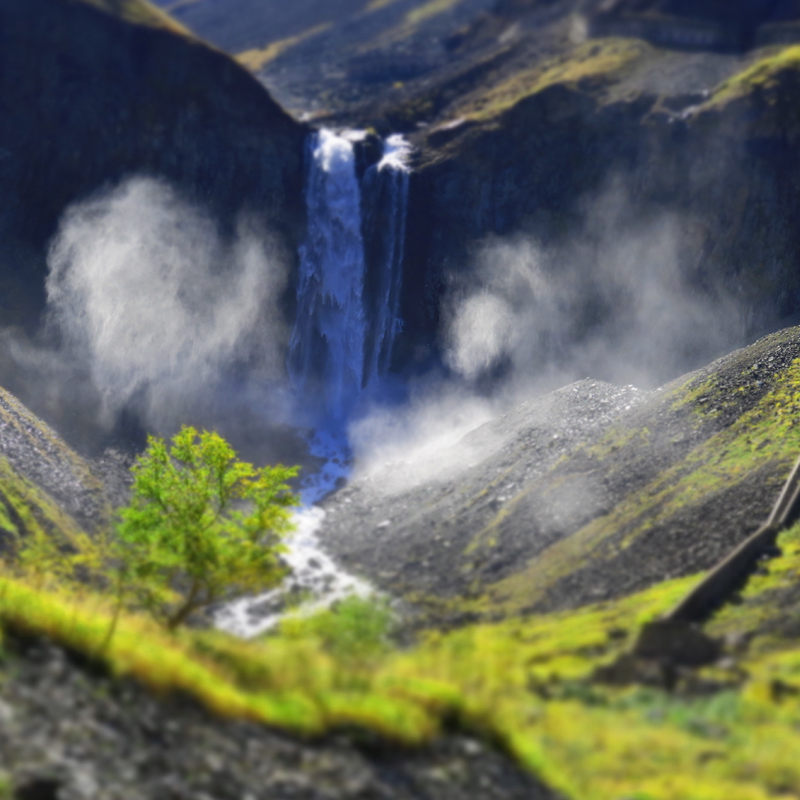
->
116, 426, 299, 630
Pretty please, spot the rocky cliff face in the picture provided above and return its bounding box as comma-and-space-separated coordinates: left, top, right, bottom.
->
0, 0, 306, 336
379, 33, 800, 383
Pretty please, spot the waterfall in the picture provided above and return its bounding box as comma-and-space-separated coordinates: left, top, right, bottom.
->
288, 129, 368, 421
217, 129, 412, 637
362, 134, 412, 385
288, 128, 411, 423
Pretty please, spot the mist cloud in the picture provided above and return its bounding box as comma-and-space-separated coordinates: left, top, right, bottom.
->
445, 184, 745, 392
45, 177, 289, 434
348, 184, 747, 493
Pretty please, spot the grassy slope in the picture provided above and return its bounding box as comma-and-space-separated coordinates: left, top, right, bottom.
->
0, 386, 108, 544
4, 350, 800, 797
429, 328, 800, 622
4, 538, 800, 799
448, 38, 650, 122
412, 33, 800, 150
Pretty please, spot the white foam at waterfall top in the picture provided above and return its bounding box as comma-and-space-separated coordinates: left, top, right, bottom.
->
288, 128, 413, 419
363, 133, 412, 384
378, 134, 413, 173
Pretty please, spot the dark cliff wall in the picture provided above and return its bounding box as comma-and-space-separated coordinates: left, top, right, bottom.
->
0, 0, 307, 334
395, 58, 800, 381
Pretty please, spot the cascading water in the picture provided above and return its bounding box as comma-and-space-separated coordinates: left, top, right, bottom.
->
288, 128, 412, 421
362, 134, 413, 386
287, 129, 368, 420
216, 128, 412, 637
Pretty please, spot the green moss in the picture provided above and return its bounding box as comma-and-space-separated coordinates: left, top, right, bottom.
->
0, 458, 86, 546
706, 45, 800, 107
483, 356, 800, 613
454, 39, 647, 122
587, 427, 650, 461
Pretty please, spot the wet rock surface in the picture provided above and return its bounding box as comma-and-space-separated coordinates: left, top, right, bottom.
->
0, 633, 557, 800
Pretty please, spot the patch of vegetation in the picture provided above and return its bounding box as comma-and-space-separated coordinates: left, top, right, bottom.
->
5, 395, 800, 796
278, 595, 395, 662
0, 458, 86, 546
366, 0, 403, 10
484, 355, 800, 613
706, 44, 800, 107
237, 23, 332, 72
453, 39, 647, 122
13, 427, 298, 632
76, 0, 192, 37
406, 0, 465, 26
6, 555, 800, 799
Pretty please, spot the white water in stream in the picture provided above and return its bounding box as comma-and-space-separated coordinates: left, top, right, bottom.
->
216, 129, 411, 637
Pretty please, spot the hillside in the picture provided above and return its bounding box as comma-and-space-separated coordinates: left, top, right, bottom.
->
76, 0, 194, 36
323, 326, 800, 622
375, 36, 800, 382
5, 330, 800, 798
164, 0, 800, 385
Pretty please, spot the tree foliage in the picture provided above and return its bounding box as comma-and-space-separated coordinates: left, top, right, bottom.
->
116, 427, 299, 629
13, 426, 299, 631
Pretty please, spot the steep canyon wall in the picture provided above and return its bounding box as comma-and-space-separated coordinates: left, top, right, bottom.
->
0, 0, 306, 333
0, 0, 307, 446
395, 53, 800, 386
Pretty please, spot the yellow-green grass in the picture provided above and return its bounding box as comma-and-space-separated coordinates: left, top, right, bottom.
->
482, 356, 800, 614
366, 0, 403, 10
6, 556, 800, 799
706, 45, 800, 107
0, 458, 87, 545
405, 0, 464, 26
359, 0, 469, 54
451, 38, 648, 123
77, 0, 193, 37
6, 353, 800, 795
237, 23, 332, 72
